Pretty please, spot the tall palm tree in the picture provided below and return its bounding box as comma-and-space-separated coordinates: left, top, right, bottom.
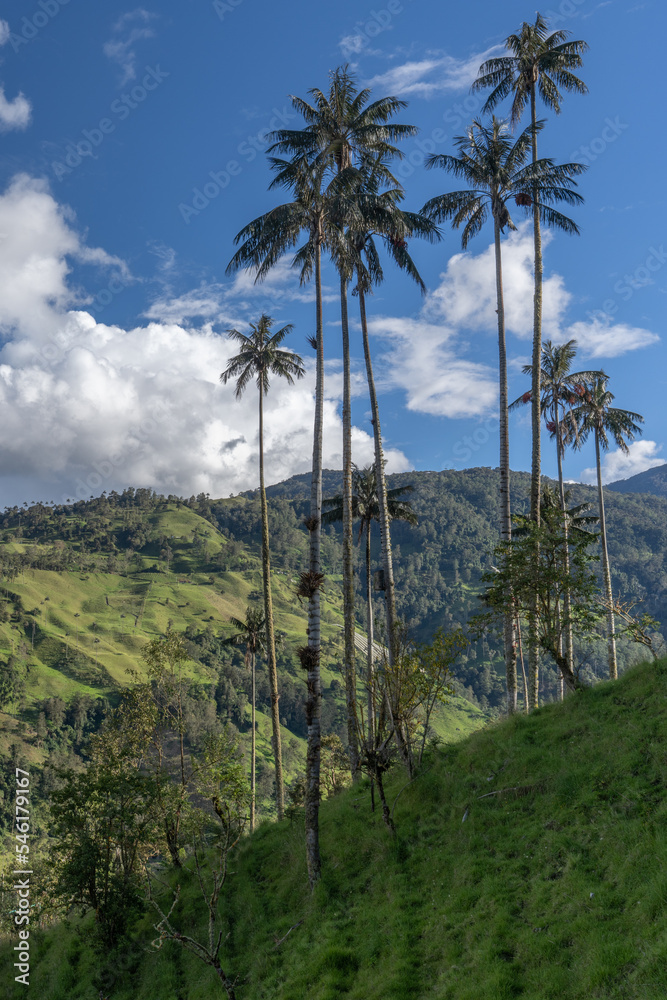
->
336, 162, 438, 680
224, 606, 266, 833
473, 14, 588, 529
474, 15, 588, 711
422, 116, 584, 713
221, 315, 305, 822
323, 465, 417, 748
227, 156, 338, 886
269, 68, 418, 779
510, 340, 604, 694
570, 378, 643, 680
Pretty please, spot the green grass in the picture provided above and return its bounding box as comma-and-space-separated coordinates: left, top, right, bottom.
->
1, 658, 665, 999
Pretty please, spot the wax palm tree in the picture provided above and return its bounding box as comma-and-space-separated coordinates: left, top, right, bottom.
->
570, 378, 643, 680
227, 156, 340, 885
269, 68, 417, 781
510, 340, 604, 693
422, 116, 583, 712
473, 14, 588, 528
223, 606, 266, 833
332, 160, 438, 682
474, 16, 588, 711
323, 465, 417, 747
221, 315, 305, 821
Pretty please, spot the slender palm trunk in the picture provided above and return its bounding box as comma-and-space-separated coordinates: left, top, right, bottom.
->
556, 415, 574, 695
340, 275, 359, 778
250, 648, 256, 833
305, 233, 324, 887
358, 286, 411, 774
494, 218, 517, 714
365, 520, 376, 750
358, 288, 398, 665
258, 389, 284, 820
595, 430, 618, 679
528, 83, 543, 711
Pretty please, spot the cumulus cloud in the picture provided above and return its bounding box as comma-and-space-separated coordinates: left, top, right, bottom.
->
564, 315, 659, 357
145, 258, 338, 326
0, 174, 409, 505
103, 9, 157, 85
368, 222, 659, 422
363, 46, 502, 98
579, 440, 664, 485
424, 225, 570, 339
367, 315, 498, 419
0, 86, 32, 132
422, 223, 658, 356
0, 20, 9, 45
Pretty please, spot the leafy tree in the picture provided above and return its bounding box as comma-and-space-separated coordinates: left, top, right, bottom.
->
221, 314, 304, 821
510, 339, 604, 692
570, 378, 644, 679
148, 727, 249, 1000
479, 486, 601, 695
49, 759, 158, 946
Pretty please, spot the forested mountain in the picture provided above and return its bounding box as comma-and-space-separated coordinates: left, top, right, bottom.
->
1, 466, 664, 728
606, 463, 667, 498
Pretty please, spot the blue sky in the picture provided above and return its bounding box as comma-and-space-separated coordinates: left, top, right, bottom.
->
0, 0, 664, 506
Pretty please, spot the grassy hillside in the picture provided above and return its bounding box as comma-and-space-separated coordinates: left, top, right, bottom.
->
1, 658, 664, 999
0, 494, 487, 831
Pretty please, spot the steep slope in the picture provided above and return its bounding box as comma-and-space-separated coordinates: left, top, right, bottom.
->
1, 658, 664, 999
606, 462, 667, 498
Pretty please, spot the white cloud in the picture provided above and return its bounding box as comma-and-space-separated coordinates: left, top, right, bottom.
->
367, 315, 498, 419
580, 440, 664, 485
424, 225, 569, 339
339, 34, 365, 57
363, 45, 502, 98
145, 258, 338, 326
0, 20, 10, 45
103, 9, 157, 85
0, 174, 409, 505
0, 87, 32, 132
366, 221, 659, 422
423, 222, 658, 357
563, 315, 659, 357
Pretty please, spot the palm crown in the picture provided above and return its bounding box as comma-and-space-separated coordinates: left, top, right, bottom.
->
422, 117, 585, 246
322, 464, 418, 538
268, 65, 417, 174
570, 378, 644, 454
220, 314, 305, 397
510, 339, 605, 453
472, 13, 588, 127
